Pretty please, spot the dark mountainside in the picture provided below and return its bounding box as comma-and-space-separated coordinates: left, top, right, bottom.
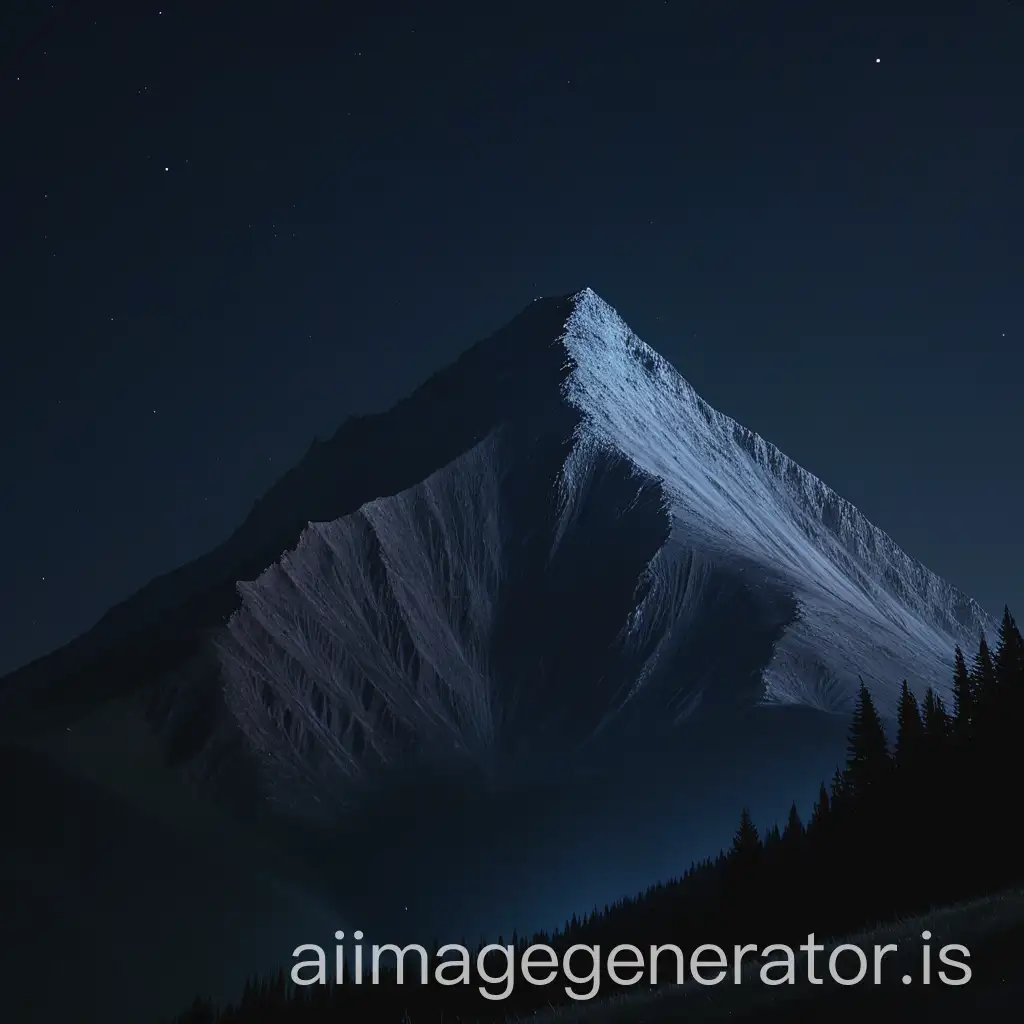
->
0, 290, 1001, 1023
0, 295, 578, 731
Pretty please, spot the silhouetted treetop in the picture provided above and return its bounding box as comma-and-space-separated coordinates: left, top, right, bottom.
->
731, 806, 761, 859
896, 679, 923, 764
845, 680, 890, 795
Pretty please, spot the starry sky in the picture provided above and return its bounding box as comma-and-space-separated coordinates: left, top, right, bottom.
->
2, 1, 1021, 677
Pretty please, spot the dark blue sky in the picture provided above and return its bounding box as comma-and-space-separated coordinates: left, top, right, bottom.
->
2, 1, 1021, 676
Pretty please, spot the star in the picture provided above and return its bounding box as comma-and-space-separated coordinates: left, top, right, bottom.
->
875, 58, 881, 63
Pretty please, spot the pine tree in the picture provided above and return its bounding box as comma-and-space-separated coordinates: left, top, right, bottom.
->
965, 634, 997, 743
845, 681, 890, 795
895, 679, 923, 765
783, 801, 803, 842
951, 646, 973, 738
830, 765, 847, 805
732, 807, 761, 858
809, 781, 830, 828
972, 634, 997, 699
921, 687, 950, 752
994, 606, 1024, 703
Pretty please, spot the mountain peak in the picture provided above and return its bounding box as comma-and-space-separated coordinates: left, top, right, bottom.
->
204, 289, 994, 814
2, 291, 994, 819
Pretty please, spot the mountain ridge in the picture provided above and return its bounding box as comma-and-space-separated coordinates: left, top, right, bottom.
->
0, 294, 578, 723
195, 287, 996, 817
2, 288, 994, 776
556, 291, 992, 701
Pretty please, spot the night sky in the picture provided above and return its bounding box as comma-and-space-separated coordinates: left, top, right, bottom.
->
2, 1, 1021, 678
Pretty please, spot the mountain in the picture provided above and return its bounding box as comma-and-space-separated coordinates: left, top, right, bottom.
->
0, 288, 998, 1020
205, 288, 994, 820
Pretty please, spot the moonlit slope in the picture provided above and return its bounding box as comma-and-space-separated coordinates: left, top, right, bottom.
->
560, 291, 992, 705
216, 289, 995, 816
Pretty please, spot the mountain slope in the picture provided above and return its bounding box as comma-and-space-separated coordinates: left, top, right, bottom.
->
558, 291, 991, 708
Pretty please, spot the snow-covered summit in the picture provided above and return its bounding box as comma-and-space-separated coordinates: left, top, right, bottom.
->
213, 287, 994, 816
558, 288, 991, 705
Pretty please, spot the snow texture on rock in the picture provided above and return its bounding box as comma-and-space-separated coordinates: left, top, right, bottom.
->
216, 288, 995, 816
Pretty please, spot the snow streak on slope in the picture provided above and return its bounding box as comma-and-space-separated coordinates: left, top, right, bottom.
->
560, 289, 994, 711
217, 288, 996, 813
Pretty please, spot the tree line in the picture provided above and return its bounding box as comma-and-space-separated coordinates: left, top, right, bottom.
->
171, 607, 1024, 1023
